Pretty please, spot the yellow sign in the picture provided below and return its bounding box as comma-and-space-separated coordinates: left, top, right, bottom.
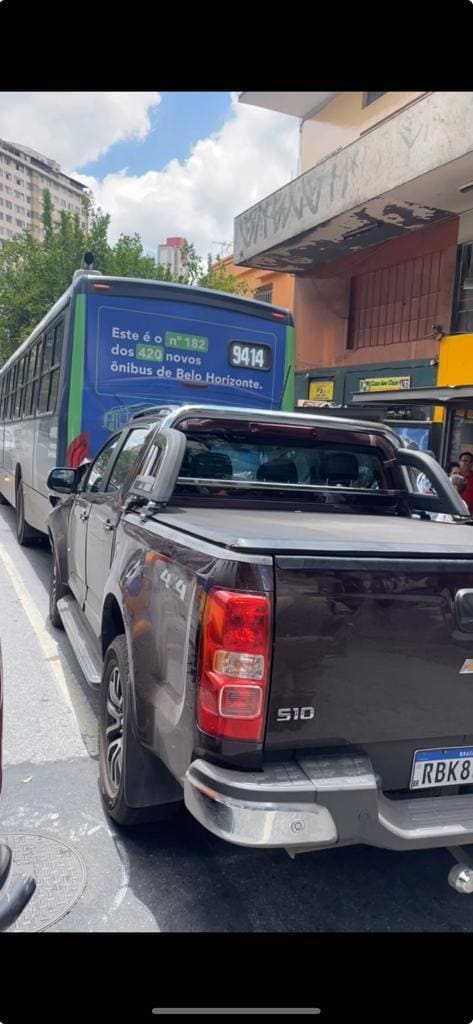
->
309, 380, 334, 401
359, 376, 411, 393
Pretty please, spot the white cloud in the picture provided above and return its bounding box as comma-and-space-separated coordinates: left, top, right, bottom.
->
0, 91, 298, 259
77, 94, 299, 259
0, 92, 161, 168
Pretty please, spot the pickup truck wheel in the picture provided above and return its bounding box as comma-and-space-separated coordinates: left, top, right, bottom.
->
99, 636, 179, 826
49, 547, 68, 628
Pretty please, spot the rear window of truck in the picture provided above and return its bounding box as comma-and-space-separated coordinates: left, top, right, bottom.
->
172, 424, 399, 512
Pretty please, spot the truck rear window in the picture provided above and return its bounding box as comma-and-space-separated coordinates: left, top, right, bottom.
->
173, 428, 397, 511
179, 438, 386, 487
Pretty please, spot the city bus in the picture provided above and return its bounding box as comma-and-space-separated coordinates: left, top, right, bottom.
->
0, 268, 294, 544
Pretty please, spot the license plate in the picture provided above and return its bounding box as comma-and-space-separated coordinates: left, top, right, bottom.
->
410, 746, 473, 790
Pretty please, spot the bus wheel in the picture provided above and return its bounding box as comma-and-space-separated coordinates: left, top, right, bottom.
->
49, 546, 68, 628
15, 480, 37, 546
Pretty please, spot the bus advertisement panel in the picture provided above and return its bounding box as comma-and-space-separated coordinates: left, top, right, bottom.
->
68, 289, 292, 464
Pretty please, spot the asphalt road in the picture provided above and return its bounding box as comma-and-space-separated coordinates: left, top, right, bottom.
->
0, 502, 473, 932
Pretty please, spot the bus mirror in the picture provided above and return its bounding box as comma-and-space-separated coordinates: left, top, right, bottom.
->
47, 468, 78, 494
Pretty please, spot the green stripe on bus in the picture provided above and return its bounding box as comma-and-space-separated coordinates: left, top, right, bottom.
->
67, 294, 86, 445
281, 325, 295, 411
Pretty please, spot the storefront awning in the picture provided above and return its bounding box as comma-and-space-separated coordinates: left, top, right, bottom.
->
351, 385, 473, 408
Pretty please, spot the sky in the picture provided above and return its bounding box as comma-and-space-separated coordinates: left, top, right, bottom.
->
0, 92, 299, 260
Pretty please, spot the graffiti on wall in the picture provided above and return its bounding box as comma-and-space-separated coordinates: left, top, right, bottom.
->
234, 92, 473, 269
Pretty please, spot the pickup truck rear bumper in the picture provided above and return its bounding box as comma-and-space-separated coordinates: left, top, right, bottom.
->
184, 753, 473, 852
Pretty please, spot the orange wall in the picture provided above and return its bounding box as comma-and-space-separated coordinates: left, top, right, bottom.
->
295, 218, 458, 372
222, 257, 294, 312
301, 91, 427, 173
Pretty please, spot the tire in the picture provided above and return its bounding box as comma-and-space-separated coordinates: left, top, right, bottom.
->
15, 479, 37, 546
49, 545, 68, 628
99, 635, 180, 826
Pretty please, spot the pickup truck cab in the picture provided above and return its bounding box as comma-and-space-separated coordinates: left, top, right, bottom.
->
47, 404, 473, 858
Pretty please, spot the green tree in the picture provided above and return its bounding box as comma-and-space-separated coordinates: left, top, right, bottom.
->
197, 254, 250, 295
0, 190, 89, 361
179, 240, 201, 285
0, 191, 251, 364
107, 233, 174, 281
41, 189, 54, 246
86, 204, 112, 273
0, 233, 46, 362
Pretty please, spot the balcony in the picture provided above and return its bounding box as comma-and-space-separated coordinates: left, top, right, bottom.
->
239, 92, 338, 119
234, 92, 473, 273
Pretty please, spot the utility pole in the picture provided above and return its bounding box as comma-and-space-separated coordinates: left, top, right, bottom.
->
212, 241, 232, 259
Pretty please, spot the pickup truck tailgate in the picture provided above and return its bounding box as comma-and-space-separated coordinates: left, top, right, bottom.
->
267, 554, 473, 787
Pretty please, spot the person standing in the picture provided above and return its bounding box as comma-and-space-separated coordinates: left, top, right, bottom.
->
458, 451, 473, 515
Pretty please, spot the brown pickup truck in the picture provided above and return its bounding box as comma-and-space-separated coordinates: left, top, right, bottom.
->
46, 404, 473, 877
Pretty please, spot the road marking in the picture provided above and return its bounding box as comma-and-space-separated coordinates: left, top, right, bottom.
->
0, 539, 98, 755
110, 836, 131, 913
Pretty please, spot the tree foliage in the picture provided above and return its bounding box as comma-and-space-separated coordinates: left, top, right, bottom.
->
0, 192, 250, 364
197, 253, 249, 295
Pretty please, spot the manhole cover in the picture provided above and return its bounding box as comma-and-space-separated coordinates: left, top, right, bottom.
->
0, 832, 87, 932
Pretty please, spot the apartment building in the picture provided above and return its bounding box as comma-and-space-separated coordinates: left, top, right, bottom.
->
157, 236, 187, 276
0, 138, 88, 243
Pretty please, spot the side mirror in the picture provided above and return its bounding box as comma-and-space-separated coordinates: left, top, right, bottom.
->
47, 467, 78, 494
455, 590, 473, 632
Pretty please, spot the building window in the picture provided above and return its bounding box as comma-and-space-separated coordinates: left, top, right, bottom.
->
363, 91, 388, 107
347, 250, 444, 350
255, 284, 273, 304
452, 243, 473, 333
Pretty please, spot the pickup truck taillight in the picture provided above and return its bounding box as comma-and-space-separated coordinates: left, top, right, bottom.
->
197, 588, 271, 741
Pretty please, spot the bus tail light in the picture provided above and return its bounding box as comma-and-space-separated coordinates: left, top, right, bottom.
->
197, 588, 271, 742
